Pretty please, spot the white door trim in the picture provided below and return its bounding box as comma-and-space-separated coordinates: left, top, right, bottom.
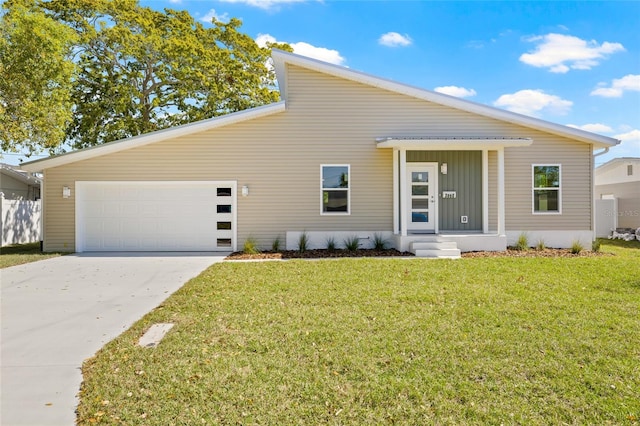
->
406, 162, 439, 233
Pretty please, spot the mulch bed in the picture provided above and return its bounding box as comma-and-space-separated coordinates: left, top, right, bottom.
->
225, 248, 611, 260
462, 248, 612, 258
226, 249, 411, 260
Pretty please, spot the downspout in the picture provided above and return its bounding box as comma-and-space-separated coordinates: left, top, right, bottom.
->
593, 147, 610, 159
592, 147, 611, 242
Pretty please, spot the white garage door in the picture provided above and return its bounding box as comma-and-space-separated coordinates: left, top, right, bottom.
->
76, 181, 236, 252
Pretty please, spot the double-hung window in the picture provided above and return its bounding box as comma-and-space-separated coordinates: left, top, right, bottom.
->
532, 165, 561, 214
321, 165, 350, 214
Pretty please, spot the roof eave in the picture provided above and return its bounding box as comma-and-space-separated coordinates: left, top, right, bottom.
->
596, 156, 640, 171
0, 165, 41, 185
21, 102, 287, 172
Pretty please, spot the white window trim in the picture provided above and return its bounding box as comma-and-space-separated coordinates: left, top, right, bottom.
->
320, 164, 350, 215
532, 164, 562, 215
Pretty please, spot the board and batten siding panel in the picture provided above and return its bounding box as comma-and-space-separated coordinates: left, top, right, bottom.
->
407, 151, 483, 231
488, 151, 498, 233
43, 64, 594, 251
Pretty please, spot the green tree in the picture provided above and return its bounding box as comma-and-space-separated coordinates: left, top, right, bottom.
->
46, 0, 290, 149
0, 0, 76, 156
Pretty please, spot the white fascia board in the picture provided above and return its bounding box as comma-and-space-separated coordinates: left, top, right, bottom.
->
21, 102, 286, 172
271, 49, 619, 149
376, 137, 533, 150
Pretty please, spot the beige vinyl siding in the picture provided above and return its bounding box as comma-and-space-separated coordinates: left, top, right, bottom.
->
42, 172, 75, 251
42, 64, 595, 251
504, 136, 592, 230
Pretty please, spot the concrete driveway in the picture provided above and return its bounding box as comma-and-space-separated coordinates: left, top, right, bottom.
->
1, 252, 226, 426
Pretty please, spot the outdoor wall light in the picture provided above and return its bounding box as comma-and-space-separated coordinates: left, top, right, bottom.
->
62, 186, 71, 198
440, 163, 448, 175
241, 185, 249, 197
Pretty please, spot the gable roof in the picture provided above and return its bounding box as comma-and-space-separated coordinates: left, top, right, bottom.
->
271, 49, 619, 149
23, 50, 619, 172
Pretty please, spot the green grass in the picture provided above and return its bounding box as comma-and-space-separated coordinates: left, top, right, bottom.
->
77, 240, 640, 425
0, 242, 66, 268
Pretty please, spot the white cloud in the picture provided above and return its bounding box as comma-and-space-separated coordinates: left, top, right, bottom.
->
378, 32, 412, 47
566, 123, 614, 133
200, 9, 230, 23
493, 89, 573, 116
434, 86, 477, 98
520, 33, 624, 73
611, 129, 640, 156
615, 129, 640, 142
256, 33, 345, 65
466, 40, 485, 49
591, 74, 640, 98
220, 0, 310, 10
256, 34, 277, 47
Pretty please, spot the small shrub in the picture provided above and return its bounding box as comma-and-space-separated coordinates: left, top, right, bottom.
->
243, 238, 260, 254
326, 236, 336, 251
271, 236, 281, 252
592, 239, 601, 252
343, 235, 360, 251
535, 239, 546, 251
515, 232, 529, 251
298, 232, 309, 253
373, 233, 388, 250
571, 240, 584, 254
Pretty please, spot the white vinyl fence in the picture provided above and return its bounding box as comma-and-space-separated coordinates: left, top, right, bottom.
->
595, 198, 616, 238
1, 198, 41, 246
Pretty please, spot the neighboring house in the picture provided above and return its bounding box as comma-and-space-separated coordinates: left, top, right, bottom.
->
595, 157, 640, 234
22, 50, 619, 257
0, 163, 41, 200
1, 163, 42, 246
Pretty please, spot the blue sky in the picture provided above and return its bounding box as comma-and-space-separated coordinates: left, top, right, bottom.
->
165, 0, 639, 166
5, 1, 639, 166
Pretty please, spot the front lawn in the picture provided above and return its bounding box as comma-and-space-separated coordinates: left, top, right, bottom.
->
0, 242, 66, 268
78, 240, 640, 425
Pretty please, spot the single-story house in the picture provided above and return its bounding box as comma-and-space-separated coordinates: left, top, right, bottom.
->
595, 157, 640, 232
1, 163, 41, 201
22, 50, 619, 257
1, 163, 42, 246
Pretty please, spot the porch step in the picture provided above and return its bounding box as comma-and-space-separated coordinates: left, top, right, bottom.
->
410, 240, 461, 259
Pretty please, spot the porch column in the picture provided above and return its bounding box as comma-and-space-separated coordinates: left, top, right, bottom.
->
393, 149, 399, 234
497, 147, 506, 236
482, 149, 489, 234
399, 148, 407, 236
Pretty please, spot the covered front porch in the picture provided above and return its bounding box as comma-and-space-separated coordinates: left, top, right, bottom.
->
377, 137, 533, 255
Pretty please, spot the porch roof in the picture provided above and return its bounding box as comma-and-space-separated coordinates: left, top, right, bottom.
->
375, 136, 533, 150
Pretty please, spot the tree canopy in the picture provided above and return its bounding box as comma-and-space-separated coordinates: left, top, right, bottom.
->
0, 0, 290, 155
0, 0, 77, 156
